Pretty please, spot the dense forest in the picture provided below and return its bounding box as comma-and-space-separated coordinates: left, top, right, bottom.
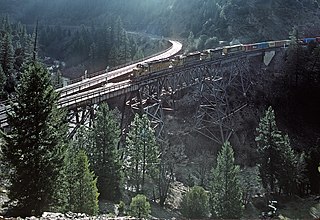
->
0, 0, 320, 219
1, 0, 320, 41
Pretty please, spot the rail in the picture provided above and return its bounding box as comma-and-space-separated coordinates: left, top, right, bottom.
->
58, 81, 133, 107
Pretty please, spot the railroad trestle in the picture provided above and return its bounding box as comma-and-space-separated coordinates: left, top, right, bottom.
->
65, 52, 263, 144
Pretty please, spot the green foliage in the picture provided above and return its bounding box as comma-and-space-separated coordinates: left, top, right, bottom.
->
180, 186, 209, 219
0, 32, 14, 93
0, 65, 7, 99
3, 0, 320, 43
239, 166, 263, 205
204, 37, 219, 49
197, 34, 209, 51
186, 31, 196, 52
210, 142, 243, 219
256, 106, 306, 195
2, 62, 67, 217
0, 33, 14, 76
118, 200, 126, 215
129, 194, 151, 219
64, 149, 99, 215
124, 114, 159, 194
256, 106, 286, 192
89, 103, 122, 201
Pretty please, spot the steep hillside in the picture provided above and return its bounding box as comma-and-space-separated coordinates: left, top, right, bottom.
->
1, 0, 319, 42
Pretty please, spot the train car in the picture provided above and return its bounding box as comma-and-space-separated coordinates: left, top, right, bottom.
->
147, 58, 172, 72
200, 50, 211, 60
268, 41, 276, 48
210, 47, 223, 58
223, 44, 243, 55
243, 42, 269, 52
303, 38, 317, 44
171, 55, 185, 67
132, 63, 148, 77
201, 48, 223, 60
184, 51, 201, 63
274, 40, 289, 48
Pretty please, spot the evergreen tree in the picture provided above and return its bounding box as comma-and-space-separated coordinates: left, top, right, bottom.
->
2, 62, 67, 217
180, 186, 210, 219
89, 103, 122, 201
65, 149, 99, 215
129, 194, 151, 219
0, 33, 14, 93
255, 106, 283, 193
64, 126, 91, 211
256, 106, 304, 195
0, 65, 7, 99
0, 33, 14, 76
124, 114, 159, 194
210, 142, 243, 219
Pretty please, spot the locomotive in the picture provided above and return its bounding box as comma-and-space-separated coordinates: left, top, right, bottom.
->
131, 37, 320, 78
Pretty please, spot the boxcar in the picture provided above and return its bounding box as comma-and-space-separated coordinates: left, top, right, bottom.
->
257, 42, 269, 49
274, 40, 289, 47
244, 42, 269, 52
303, 38, 316, 44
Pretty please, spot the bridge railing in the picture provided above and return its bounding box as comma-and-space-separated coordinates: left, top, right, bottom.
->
58, 81, 133, 107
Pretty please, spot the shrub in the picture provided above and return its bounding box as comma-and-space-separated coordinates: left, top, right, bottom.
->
180, 186, 209, 219
129, 194, 151, 218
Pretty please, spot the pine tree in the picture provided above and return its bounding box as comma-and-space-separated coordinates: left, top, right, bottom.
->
124, 114, 159, 194
65, 149, 99, 215
255, 106, 283, 193
89, 103, 122, 201
255, 106, 304, 195
0, 33, 14, 76
56, 126, 91, 212
210, 142, 243, 219
2, 62, 67, 217
0, 32, 14, 93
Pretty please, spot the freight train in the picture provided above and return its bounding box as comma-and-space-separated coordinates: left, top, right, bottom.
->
131, 37, 320, 78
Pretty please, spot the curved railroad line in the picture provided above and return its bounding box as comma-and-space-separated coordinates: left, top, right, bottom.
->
57, 40, 183, 98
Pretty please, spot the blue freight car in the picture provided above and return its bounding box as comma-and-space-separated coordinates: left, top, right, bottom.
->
257, 42, 269, 49
303, 38, 316, 43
